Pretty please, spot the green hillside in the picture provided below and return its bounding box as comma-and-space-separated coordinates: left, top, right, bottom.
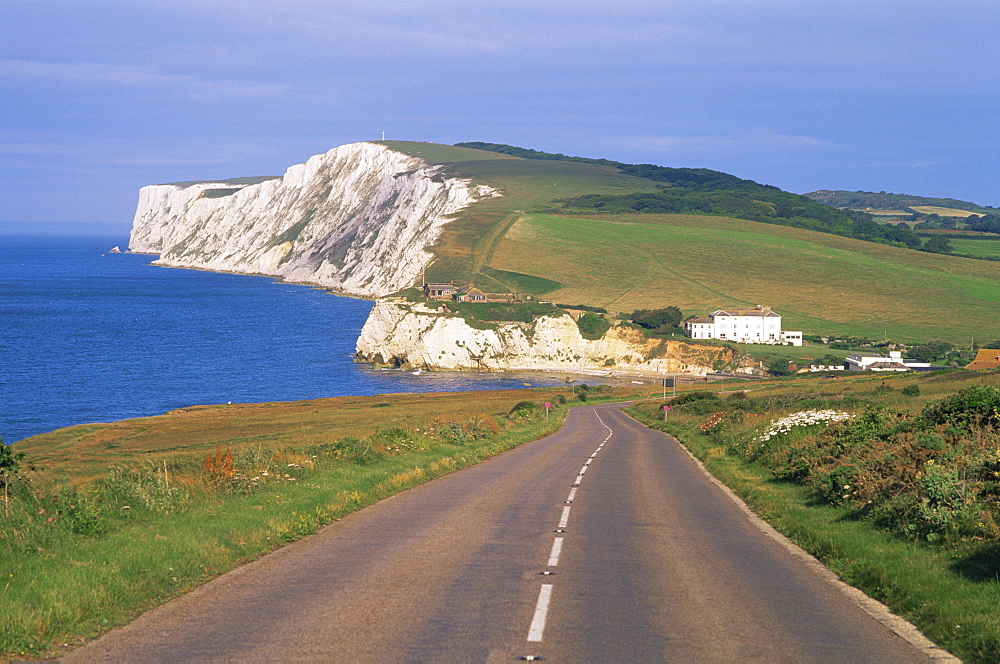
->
805, 189, 992, 214
381, 142, 999, 344
490, 213, 1000, 343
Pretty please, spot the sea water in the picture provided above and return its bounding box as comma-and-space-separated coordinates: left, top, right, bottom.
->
0, 234, 565, 442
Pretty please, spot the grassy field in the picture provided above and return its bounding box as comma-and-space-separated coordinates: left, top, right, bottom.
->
16, 387, 653, 487
382, 141, 661, 292
909, 206, 982, 217
949, 237, 1000, 259
487, 212, 1000, 344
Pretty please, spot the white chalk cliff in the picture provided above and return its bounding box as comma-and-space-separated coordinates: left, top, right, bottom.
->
356, 300, 738, 374
128, 142, 497, 297
129, 142, 738, 375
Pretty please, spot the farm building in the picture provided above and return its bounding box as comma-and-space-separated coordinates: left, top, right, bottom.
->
455, 285, 487, 302
966, 349, 1000, 370
685, 305, 802, 346
423, 282, 458, 300
845, 351, 930, 372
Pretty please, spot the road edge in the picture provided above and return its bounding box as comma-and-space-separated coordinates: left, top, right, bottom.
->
623, 410, 961, 663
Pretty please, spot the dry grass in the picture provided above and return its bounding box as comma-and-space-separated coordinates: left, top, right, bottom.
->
16, 387, 657, 486
909, 206, 982, 218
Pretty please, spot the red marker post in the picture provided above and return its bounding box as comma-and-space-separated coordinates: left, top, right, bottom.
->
544, 402, 552, 421
663, 404, 670, 421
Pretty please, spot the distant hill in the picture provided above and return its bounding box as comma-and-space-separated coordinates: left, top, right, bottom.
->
804, 190, 992, 215
456, 143, 922, 249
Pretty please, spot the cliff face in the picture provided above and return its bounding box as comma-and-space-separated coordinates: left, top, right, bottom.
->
128, 142, 497, 297
356, 300, 738, 375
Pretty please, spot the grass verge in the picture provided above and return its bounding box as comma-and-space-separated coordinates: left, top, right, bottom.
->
1, 387, 637, 659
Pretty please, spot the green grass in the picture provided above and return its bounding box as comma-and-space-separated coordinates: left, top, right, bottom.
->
949, 237, 1000, 259
488, 213, 1000, 344
3, 386, 654, 658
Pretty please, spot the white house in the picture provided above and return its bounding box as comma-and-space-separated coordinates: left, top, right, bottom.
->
685, 305, 803, 346
846, 351, 930, 372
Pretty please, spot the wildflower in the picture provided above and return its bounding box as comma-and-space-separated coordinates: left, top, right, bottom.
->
755, 409, 851, 443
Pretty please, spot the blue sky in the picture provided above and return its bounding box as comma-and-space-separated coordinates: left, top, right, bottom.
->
2, 0, 997, 232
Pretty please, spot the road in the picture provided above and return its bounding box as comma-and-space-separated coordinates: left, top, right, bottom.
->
65, 404, 945, 662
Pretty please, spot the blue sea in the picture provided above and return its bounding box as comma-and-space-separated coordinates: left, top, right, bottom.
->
0, 234, 566, 443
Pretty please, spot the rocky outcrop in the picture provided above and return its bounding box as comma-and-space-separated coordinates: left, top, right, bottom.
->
128, 142, 498, 297
356, 300, 739, 375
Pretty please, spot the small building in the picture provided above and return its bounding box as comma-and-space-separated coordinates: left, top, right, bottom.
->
685, 305, 802, 346
423, 282, 458, 300
966, 349, 1000, 370
455, 285, 487, 302
846, 351, 930, 372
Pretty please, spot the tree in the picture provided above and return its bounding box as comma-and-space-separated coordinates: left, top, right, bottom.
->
765, 358, 794, 376
925, 339, 954, 357
630, 307, 683, 332
921, 236, 953, 254
908, 345, 937, 363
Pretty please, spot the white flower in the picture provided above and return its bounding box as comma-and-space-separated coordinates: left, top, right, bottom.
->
755, 409, 851, 442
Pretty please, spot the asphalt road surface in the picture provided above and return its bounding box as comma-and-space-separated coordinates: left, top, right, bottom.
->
65, 403, 946, 663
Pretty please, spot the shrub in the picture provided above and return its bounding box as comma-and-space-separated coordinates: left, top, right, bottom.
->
203, 445, 236, 481
576, 312, 611, 340
97, 466, 187, 514
629, 307, 683, 331
508, 400, 540, 416
673, 391, 719, 406
923, 385, 1000, 428
901, 384, 921, 397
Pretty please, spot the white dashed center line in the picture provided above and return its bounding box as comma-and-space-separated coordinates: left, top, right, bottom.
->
527, 584, 554, 642
548, 537, 564, 566
558, 505, 572, 529
525, 408, 617, 644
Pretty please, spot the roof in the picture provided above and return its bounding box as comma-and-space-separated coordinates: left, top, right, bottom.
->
966, 349, 1000, 370
687, 317, 714, 325
868, 362, 909, 370
710, 307, 780, 318
425, 282, 456, 289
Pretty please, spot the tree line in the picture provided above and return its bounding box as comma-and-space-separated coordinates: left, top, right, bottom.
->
455, 142, 930, 251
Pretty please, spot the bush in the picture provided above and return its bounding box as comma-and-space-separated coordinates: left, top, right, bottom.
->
629, 307, 683, 332
575, 312, 611, 340
923, 386, 1000, 428
766, 358, 794, 376
673, 391, 719, 406
901, 384, 921, 397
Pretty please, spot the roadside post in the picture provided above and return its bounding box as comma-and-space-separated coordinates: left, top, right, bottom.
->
544, 402, 551, 421
663, 404, 670, 421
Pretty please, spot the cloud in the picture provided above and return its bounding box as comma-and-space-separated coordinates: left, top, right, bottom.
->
0, 59, 291, 100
